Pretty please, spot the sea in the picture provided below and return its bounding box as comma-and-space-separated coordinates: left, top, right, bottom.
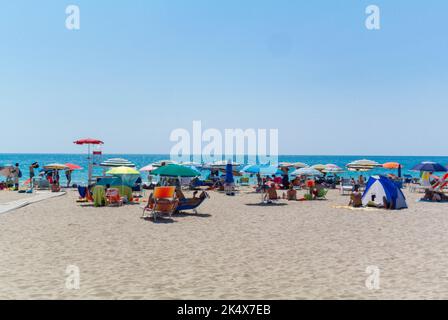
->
1, 154, 448, 186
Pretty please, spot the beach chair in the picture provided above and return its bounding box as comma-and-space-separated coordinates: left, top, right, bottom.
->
432, 174, 448, 192
106, 188, 123, 206
176, 192, 209, 214
142, 186, 179, 221
239, 177, 250, 186
340, 179, 353, 195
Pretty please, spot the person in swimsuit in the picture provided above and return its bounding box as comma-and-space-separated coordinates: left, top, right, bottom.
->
349, 185, 363, 207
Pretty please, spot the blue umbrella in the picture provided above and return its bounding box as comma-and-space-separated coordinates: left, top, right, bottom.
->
225, 163, 234, 184
240, 163, 279, 176
411, 162, 447, 173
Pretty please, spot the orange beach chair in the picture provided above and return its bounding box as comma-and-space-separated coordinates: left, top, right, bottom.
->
142, 186, 179, 221
106, 188, 123, 206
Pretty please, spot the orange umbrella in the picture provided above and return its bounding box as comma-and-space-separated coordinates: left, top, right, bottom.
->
383, 162, 402, 178
383, 162, 401, 169
65, 163, 83, 170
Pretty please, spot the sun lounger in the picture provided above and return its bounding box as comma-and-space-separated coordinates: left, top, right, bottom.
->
142, 186, 179, 221
176, 192, 209, 214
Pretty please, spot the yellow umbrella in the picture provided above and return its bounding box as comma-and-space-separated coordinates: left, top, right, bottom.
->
43, 163, 69, 170
106, 166, 140, 175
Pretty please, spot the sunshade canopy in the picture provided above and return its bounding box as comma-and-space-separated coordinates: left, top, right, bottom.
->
73, 138, 104, 145
240, 164, 279, 176
100, 158, 136, 168
411, 161, 447, 172
151, 164, 201, 177
292, 162, 309, 169
139, 164, 157, 172
322, 164, 344, 173
106, 167, 140, 175
383, 162, 401, 169
346, 159, 381, 172
65, 163, 83, 170
311, 164, 326, 171
291, 167, 323, 177
43, 163, 69, 170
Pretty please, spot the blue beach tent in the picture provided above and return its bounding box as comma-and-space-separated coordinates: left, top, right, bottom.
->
362, 175, 407, 209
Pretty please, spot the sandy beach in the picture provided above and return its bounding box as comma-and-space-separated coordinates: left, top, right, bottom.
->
1, 188, 447, 300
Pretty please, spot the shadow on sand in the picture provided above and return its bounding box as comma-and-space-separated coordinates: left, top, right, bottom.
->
245, 202, 288, 207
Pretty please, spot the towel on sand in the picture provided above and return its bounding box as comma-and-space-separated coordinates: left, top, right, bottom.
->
93, 186, 106, 207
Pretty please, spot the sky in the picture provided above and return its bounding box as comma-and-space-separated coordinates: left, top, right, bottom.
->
0, 0, 447, 155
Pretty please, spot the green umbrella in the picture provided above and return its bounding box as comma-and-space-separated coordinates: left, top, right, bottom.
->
151, 164, 200, 177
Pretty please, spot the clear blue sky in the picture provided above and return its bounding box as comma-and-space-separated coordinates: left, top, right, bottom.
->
1, 0, 447, 155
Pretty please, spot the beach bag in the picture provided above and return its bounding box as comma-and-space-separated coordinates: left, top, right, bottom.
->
18, 169, 22, 178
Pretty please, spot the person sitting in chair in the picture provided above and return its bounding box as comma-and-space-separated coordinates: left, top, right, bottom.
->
175, 187, 207, 207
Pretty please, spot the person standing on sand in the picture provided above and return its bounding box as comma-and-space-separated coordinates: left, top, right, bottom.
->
65, 169, 72, 188
12, 163, 21, 191
29, 162, 38, 188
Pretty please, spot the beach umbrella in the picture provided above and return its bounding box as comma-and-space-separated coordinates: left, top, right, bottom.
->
64, 163, 83, 170
292, 162, 309, 169
43, 163, 69, 170
152, 159, 178, 167
139, 164, 157, 172
151, 164, 200, 177
346, 159, 381, 172
106, 166, 140, 187
208, 160, 241, 170
240, 164, 279, 176
291, 167, 323, 177
74, 138, 104, 145
411, 161, 447, 173
106, 167, 140, 175
383, 162, 400, 169
74, 138, 104, 185
322, 164, 344, 174
311, 164, 326, 171
225, 163, 234, 184
279, 162, 294, 168
180, 161, 202, 167
383, 162, 402, 178
100, 158, 136, 168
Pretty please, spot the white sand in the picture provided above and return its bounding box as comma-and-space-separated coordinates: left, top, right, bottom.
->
1, 188, 448, 299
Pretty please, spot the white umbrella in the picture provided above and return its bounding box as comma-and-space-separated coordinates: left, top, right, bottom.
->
346, 159, 381, 172
139, 164, 157, 172
322, 164, 344, 173
291, 167, 323, 177
292, 162, 309, 169
151, 159, 178, 167
100, 158, 136, 168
